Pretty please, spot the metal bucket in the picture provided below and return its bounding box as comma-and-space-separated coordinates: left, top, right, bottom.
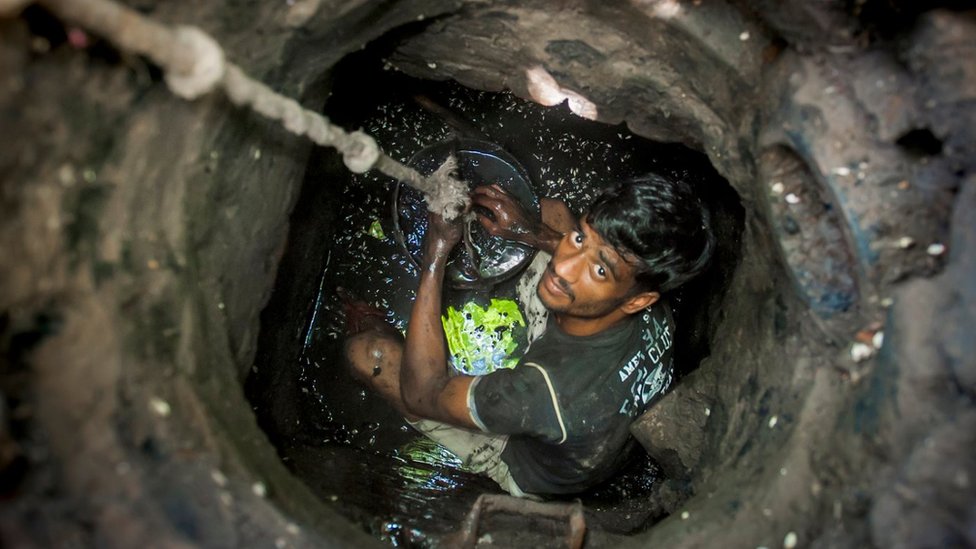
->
393, 139, 540, 288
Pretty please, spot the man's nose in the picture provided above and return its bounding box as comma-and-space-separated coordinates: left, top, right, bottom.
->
552, 249, 584, 282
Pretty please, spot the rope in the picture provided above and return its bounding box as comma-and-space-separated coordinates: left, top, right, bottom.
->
24, 0, 471, 220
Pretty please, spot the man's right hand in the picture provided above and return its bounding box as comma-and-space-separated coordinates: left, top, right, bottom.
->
422, 211, 463, 269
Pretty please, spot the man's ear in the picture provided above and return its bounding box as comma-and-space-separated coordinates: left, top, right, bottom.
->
620, 291, 660, 314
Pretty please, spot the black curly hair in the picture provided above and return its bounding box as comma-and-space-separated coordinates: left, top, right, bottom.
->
587, 173, 715, 293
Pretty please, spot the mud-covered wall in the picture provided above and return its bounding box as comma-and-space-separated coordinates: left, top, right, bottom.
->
0, 1, 457, 546
0, 1, 973, 547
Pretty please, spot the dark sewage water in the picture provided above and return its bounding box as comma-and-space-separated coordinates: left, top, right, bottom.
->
246, 47, 734, 547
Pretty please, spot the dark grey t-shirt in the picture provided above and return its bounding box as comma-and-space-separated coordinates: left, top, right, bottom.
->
469, 302, 675, 495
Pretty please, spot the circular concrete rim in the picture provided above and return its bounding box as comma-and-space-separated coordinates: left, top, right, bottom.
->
4, 2, 972, 548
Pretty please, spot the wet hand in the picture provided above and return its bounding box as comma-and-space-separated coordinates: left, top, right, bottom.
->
471, 184, 540, 242
424, 211, 463, 263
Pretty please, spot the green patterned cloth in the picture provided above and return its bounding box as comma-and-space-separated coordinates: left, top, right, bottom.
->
442, 299, 526, 375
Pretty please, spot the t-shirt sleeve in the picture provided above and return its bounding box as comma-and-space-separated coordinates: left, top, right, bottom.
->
468, 363, 566, 444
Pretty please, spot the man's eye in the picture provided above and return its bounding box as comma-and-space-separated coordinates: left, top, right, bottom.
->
573, 232, 584, 244
595, 265, 606, 278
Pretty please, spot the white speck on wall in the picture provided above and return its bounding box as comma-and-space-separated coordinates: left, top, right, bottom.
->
149, 397, 171, 417
851, 342, 874, 362
211, 469, 228, 487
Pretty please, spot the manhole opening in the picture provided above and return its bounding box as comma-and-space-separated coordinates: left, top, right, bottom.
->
246, 31, 744, 546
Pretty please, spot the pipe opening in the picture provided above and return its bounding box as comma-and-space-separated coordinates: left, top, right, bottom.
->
247, 32, 743, 545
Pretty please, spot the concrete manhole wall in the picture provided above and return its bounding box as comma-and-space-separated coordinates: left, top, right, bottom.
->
0, 1, 973, 548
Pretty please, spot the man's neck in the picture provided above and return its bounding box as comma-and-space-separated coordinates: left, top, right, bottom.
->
552, 310, 632, 337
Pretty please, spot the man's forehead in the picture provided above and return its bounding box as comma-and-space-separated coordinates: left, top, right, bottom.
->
579, 218, 640, 277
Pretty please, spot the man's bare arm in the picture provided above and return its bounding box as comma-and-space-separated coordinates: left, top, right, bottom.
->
399, 213, 479, 428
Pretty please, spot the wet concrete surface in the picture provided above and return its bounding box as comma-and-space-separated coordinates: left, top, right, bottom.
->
248, 47, 735, 545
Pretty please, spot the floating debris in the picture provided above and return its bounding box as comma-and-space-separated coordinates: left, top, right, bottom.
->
367, 219, 385, 240
680, 511, 690, 520
785, 193, 800, 204
897, 236, 915, 249
926, 242, 946, 256
739, 31, 750, 41
783, 531, 798, 548
832, 166, 851, 176
768, 415, 778, 428
252, 481, 268, 498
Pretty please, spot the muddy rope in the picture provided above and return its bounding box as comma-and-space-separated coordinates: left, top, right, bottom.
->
4, 0, 470, 219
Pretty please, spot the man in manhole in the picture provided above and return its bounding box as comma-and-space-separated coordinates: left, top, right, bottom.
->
345, 174, 714, 498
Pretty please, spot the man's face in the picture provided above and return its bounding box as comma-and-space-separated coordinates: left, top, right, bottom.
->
537, 218, 641, 319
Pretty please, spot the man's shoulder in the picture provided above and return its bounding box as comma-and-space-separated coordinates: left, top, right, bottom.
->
641, 299, 675, 335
